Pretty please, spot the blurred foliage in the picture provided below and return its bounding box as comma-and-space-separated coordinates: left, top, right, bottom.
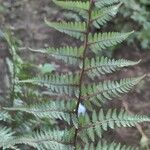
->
117, 0, 150, 50
39, 63, 56, 75
0, 30, 57, 149
0, 4, 6, 21
0, 5, 5, 13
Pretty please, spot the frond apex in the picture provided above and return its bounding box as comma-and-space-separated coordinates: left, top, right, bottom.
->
85, 56, 141, 78
91, 3, 122, 28
88, 31, 134, 53
82, 75, 145, 106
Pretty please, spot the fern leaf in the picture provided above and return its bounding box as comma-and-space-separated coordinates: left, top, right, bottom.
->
91, 3, 121, 28
0, 126, 14, 149
7, 130, 74, 150
95, 0, 120, 8
84, 56, 141, 78
79, 141, 136, 150
18, 74, 80, 97
52, 0, 89, 12
63, 12, 82, 21
0, 111, 11, 121
79, 109, 150, 141
11, 129, 74, 150
4, 100, 77, 125
88, 31, 133, 53
18, 74, 80, 86
41, 87, 79, 99
48, 86, 79, 98
17, 86, 44, 101
29, 46, 84, 65
82, 76, 145, 106
45, 20, 86, 40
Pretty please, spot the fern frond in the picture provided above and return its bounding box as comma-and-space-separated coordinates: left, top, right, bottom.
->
82, 76, 145, 106
41, 89, 78, 100
79, 109, 150, 141
63, 12, 82, 21
79, 141, 136, 150
4, 100, 76, 125
0, 111, 11, 121
91, 4, 121, 28
45, 20, 86, 40
84, 56, 141, 78
18, 74, 80, 86
47, 85, 79, 98
52, 0, 89, 12
11, 129, 74, 150
17, 86, 44, 101
95, 0, 120, 8
18, 74, 80, 97
0, 126, 14, 149
29, 46, 84, 65
88, 31, 133, 53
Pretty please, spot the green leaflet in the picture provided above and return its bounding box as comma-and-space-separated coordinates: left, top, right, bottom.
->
84, 56, 141, 78
89, 31, 134, 53
53, 0, 89, 12
4, 100, 77, 126
0, 111, 11, 121
9, 129, 74, 150
79, 109, 150, 141
0, 126, 15, 149
91, 3, 121, 28
18, 73, 80, 97
63, 12, 82, 21
52, 0, 89, 18
16, 85, 44, 101
82, 76, 145, 106
39, 63, 56, 74
45, 20, 86, 40
29, 46, 84, 65
18, 74, 80, 86
95, 0, 120, 8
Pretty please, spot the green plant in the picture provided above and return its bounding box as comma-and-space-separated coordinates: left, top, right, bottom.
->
118, 0, 150, 49
0, 0, 149, 150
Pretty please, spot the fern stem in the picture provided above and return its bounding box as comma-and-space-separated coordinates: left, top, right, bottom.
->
11, 57, 16, 102
73, 0, 93, 148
